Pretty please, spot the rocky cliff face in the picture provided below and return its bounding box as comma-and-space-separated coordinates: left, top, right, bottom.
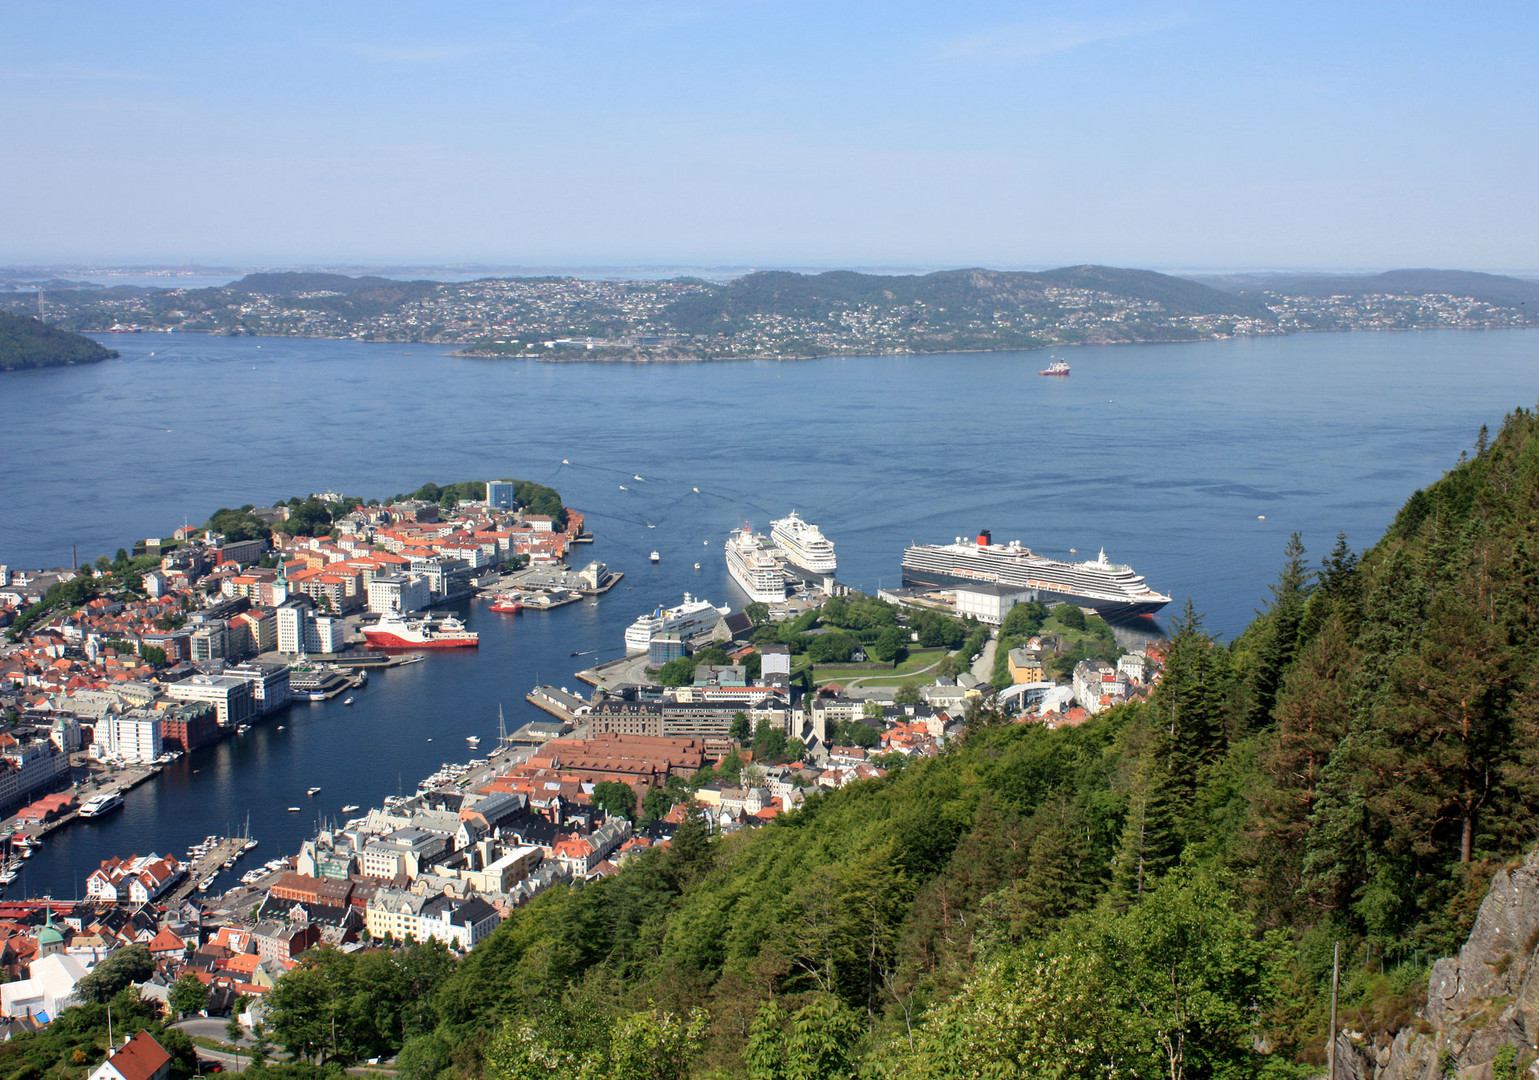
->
1339, 849, 1539, 1080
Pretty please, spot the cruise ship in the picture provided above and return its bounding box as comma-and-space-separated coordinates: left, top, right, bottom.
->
79, 792, 125, 819
362, 612, 479, 649
726, 523, 788, 604
769, 511, 837, 574
902, 530, 1172, 618
623, 592, 729, 653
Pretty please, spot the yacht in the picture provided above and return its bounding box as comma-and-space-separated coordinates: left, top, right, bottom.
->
78, 792, 125, 819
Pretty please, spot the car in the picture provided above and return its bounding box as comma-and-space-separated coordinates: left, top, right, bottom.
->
970, 654, 981, 663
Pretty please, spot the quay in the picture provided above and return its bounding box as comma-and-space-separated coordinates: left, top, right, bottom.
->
525, 685, 589, 724
164, 835, 253, 905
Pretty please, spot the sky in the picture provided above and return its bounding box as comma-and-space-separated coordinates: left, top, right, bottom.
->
2, 1, 1537, 271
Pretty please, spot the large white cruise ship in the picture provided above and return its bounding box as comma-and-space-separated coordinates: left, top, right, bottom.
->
770, 511, 837, 575
726, 523, 788, 604
901, 529, 1172, 618
623, 593, 729, 653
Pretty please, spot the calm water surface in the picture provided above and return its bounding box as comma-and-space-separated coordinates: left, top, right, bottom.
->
1, 329, 1536, 896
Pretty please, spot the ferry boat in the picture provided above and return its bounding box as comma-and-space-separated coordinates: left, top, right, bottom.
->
362, 611, 479, 649
901, 530, 1172, 618
78, 792, 125, 819
623, 592, 729, 653
1039, 359, 1071, 376
770, 511, 837, 574
488, 593, 524, 613
726, 523, 788, 604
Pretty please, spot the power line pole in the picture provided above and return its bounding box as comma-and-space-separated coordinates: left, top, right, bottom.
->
1328, 940, 1340, 1080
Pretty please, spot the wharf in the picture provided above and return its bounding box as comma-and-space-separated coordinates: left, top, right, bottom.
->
574, 651, 653, 689
525, 685, 589, 724
165, 835, 252, 905
3, 762, 163, 849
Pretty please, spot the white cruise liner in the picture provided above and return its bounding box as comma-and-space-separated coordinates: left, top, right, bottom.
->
726, 523, 788, 604
770, 511, 837, 575
623, 593, 730, 653
902, 530, 1172, 618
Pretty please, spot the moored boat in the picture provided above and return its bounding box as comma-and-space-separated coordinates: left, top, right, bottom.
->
362, 611, 479, 649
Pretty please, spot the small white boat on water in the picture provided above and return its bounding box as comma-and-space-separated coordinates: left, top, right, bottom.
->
343, 697, 354, 706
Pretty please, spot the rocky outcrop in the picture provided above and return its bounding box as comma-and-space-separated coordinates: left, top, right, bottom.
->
1360, 849, 1539, 1080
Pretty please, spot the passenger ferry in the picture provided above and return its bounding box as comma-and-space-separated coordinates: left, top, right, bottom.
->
901, 530, 1171, 618
770, 511, 837, 574
623, 593, 729, 653
726, 523, 788, 604
362, 611, 479, 649
79, 792, 125, 819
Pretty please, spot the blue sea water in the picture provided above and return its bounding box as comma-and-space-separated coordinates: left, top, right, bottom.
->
0, 328, 1535, 897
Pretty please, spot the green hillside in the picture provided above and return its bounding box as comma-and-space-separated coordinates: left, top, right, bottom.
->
0, 312, 117, 371
662, 265, 1270, 338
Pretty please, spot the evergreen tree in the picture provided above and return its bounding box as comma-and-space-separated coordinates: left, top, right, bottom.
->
1242, 533, 1314, 731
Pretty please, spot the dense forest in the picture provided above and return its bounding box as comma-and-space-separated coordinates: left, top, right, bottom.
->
0, 312, 117, 371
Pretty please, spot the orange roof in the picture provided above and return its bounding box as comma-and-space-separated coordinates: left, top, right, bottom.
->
102, 1030, 172, 1080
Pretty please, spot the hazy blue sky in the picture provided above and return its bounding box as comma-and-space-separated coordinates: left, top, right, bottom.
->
3, 2, 1536, 270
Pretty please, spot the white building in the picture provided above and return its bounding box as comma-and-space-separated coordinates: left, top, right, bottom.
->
1, 952, 89, 1021
164, 674, 254, 729
275, 601, 345, 655
225, 661, 292, 716
949, 583, 1037, 626
97, 712, 163, 764
367, 573, 431, 615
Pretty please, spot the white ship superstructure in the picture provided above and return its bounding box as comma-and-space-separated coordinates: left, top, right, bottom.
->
623, 593, 730, 653
769, 511, 837, 574
901, 530, 1171, 618
726, 523, 788, 604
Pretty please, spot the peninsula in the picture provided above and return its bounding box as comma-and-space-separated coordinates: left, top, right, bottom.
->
0, 312, 119, 371
6, 264, 1536, 363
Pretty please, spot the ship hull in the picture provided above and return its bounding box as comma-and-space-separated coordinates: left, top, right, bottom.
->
900, 567, 1169, 619
362, 631, 478, 649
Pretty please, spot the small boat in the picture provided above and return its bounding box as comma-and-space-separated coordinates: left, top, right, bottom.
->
426, 737, 433, 742
276, 725, 286, 731
694, 562, 701, 570
237, 724, 250, 734
561, 459, 570, 464
244, 839, 258, 851
307, 786, 322, 796
287, 806, 302, 812
342, 697, 354, 706
650, 551, 660, 562
341, 804, 359, 813
223, 859, 236, 870
703, 540, 709, 546
466, 735, 481, 747
198, 876, 215, 890
646, 523, 656, 529
634, 474, 644, 481
618, 485, 627, 491
692, 487, 699, 493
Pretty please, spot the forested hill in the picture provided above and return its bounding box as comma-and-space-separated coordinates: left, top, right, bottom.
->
1197, 267, 1539, 307
124, 402, 1538, 1080
661, 264, 1271, 336
0, 312, 117, 371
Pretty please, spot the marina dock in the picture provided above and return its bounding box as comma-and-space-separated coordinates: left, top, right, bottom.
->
525, 685, 589, 724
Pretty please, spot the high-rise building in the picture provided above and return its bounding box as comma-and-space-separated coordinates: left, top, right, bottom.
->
486, 480, 517, 510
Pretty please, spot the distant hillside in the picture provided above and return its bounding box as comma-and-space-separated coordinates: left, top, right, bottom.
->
663, 265, 1270, 337
1195, 268, 1539, 307
0, 313, 117, 371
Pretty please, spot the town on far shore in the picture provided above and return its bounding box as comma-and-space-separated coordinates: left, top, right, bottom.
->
0, 477, 1161, 1049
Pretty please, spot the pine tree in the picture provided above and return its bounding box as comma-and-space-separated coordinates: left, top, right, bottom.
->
1109, 749, 1184, 907
1243, 533, 1315, 731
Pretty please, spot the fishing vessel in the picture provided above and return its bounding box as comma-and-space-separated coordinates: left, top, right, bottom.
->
362, 611, 479, 649
769, 511, 837, 574
726, 522, 788, 604
623, 593, 729, 652
1039, 358, 1071, 376
78, 792, 125, 819
901, 530, 1171, 618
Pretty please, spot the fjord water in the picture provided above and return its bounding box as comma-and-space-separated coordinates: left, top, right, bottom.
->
1, 329, 1536, 898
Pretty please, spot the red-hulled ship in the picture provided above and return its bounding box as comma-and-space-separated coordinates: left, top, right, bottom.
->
488, 593, 524, 614
1039, 359, 1070, 376
362, 611, 479, 649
